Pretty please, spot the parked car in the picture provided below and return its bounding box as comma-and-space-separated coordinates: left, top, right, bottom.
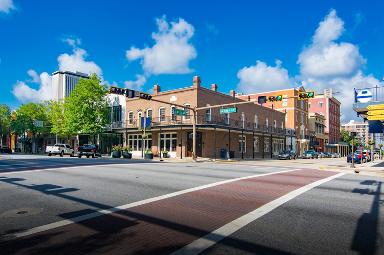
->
347, 152, 363, 164
278, 150, 297, 160
318, 152, 328, 158
303, 150, 319, 159
77, 144, 99, 158
331, 152, 341, 158
0, 147, 12, 154
46, 144, 74, 157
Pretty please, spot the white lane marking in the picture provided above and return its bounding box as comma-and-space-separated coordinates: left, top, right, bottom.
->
0, 163, 153, 175
4, 168, 299, 240
170, 172, 345, 255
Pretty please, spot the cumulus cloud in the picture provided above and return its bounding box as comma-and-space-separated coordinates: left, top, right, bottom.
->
298, 9, 381, 121
0, 0, 15, 13
237, 60, 292, 93
58, 39, 102, 76
124, 74, 146, 91
298, 9, 365, 78
126, 16, 196, 75
13, 38, 102, 103
12, 71, 52, 103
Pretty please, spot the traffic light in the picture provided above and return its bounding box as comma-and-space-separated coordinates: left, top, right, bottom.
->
298, 91, 315, 100
109, 86, 136, 98
258, 96, 267, 104
267, 95, 283, 102
139, 92, 152, 100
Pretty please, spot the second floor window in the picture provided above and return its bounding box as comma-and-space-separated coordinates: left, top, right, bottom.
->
146, 109, 152, 119
254, 114, 258, 128
184, 104, 191, 120
205, 108, 211, 122
112, 105, 122, 122
128, 111, 133, 124
266, 118, 269, 127
241, 112, 245, 128
159, 107, 165, 122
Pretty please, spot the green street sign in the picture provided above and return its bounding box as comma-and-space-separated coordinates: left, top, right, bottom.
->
174, 108, 187, 116
220, 107, 237, 114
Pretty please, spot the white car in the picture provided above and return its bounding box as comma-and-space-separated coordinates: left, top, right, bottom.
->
46, 144, 74, 157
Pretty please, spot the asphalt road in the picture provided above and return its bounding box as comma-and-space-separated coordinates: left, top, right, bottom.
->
0, 156, 383, 255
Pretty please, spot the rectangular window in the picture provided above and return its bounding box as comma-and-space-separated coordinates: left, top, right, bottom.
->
253, 137, 259, 152
205, 108, 211, 122
147, 109, 152, 118
159, 132, 177, 152
264, 137, 270, 152
239, 135, 246, 153
128, 111, 133, 124
159, 108, 166, 122
128, 134, 152, 151
184, 104, 191, 120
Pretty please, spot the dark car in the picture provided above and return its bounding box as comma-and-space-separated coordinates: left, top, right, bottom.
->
303, 150, 319, 159
0, 147, 12, 154
278, 150, 297, 160
77, 144, 99, 158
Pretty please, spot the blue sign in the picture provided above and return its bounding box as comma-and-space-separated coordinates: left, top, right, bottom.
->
140, 117, 151, 129
368, 120, 383, 133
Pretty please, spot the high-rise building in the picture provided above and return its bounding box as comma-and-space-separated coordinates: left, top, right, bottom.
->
52, 71, 89, 101
341, 120, 371, 147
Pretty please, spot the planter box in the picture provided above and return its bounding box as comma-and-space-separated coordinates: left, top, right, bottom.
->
111, 151, 121, 158
144, 153, 153, 160
122, 152, 132, 159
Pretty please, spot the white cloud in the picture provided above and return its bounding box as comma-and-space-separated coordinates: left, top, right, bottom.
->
126, 16, 197, 75
13, 38, 102, 103
12, 71, 52, 103
124, 74, 146, 91
0, 0, 15, 13
237, 60, 292, 93
58, 40, 102, 76
298, 9, 365, 79
298, 9, 380, 121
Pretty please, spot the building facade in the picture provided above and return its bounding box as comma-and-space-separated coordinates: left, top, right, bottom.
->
114, 76, 290, 159
52, 71, 89, 101
237, 87, 309, 155
308, 112, 327, 152
341, 120, 371, 147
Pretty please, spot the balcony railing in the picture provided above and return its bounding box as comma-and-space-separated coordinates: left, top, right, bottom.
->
112, 115, 290, 136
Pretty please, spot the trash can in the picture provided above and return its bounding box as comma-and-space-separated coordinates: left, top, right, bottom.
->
220, 149, 227, 159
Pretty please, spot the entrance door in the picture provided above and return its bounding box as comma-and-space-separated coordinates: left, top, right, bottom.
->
187, 131, 202, 157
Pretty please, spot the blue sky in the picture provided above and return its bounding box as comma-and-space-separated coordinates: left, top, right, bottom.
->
0, 0, 383, 120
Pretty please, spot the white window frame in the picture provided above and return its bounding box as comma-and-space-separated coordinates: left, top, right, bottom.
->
239, 135, 246, 153
146, 109, 153, 118
127, 134, 152, 151
253, 137, 259, 152
254, 114, 258, 128
266, 118, 269, 127
184, 103, 191, 120
205, 108, 211, 122
128, 111, 134, 125
274, 120, 277, 128
264, 137, 270, 152
159, 107, 166, 122
159, 132, 177, 152
241, 112, 245, 129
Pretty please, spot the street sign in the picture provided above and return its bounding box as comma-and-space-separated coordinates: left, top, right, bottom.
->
367, 110, 384, 116
367, 115, 384, 121
367, 104, 384, 110
33, 120, 43, 127
220, 107, 237, 114
173, 108, 187, 116
356, 89, 373, 103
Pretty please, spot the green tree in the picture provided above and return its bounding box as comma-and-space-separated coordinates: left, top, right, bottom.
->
0, 104, 11, 147
64, 74, 109, 137
11, 102, 49, 152
47, 100, 71, 138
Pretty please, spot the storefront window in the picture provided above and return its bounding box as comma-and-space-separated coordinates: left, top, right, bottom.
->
264, 137, 270, 152
128, 134, 152, 151
159, 133, 177, 152
254, 137, 259, 152
239, 135, 246, 153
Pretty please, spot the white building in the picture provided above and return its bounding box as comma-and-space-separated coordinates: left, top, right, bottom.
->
52, 71, 89, 101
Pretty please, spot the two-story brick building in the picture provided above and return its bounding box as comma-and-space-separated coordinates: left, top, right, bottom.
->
111, 76, 290, 159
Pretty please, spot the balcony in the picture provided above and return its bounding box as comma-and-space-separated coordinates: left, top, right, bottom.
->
117, 115, 288, 136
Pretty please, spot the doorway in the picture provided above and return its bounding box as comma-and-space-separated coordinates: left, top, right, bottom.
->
187, 131, 202, 157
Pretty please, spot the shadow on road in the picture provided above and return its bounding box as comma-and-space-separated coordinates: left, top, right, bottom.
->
351, 180, 383, 255
0, 176, 292, 255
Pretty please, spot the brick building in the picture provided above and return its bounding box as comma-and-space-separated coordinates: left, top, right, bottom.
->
308, 112, 327, 152
237, 87, 309, 155
112, 76, 290, 159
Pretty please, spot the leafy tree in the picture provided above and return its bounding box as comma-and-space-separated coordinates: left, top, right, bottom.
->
0, 104, 11, 147
47, 100, 71, 138
64, 74, 109, 136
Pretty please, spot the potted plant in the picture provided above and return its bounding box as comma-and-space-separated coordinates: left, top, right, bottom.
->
111, 145, 122, 158
161, 150, 169, 158
144, 149, 153, 159
122, 146, 132, 159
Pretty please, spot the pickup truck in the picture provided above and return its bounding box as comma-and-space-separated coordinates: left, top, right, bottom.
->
46, 144, 74, 157
77, 144, 98, 158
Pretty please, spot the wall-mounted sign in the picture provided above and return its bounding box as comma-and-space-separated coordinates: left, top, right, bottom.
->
356, 89, 373, 103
